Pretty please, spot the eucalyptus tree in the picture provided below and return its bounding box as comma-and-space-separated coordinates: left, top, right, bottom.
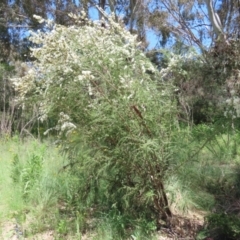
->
215, 0, 240, 40
149, 0, 240, 125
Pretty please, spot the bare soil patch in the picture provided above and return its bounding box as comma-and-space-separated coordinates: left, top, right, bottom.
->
1, 220, 54, 240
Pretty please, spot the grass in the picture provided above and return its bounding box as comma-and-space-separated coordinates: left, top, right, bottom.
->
1, 129, 240, 239
0, 136, 67, 238
0, 136, 23, 220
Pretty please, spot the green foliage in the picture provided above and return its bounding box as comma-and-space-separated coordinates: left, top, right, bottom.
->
2, 127, 240, 238
203, 213, 240, 240
0, 138, 64, 237
11, 154, 22, 183
57, 219, 68, 235
11, 147, 44, 200
7, 7, 240, 240
159, 39, 240, 125
11, 13, 178, 235
93, 210, 157, 240
21, 154, 44, 199
166, 122, 240, 216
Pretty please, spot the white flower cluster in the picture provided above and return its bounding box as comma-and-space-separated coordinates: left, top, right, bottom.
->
225, 97, 240, 118
11, 10, 162, 136
44, 112, 76, 136
160, 51, 200, 80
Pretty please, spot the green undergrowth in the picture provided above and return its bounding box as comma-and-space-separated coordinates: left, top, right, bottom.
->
0, 136, 67, 238
0, 137, 92, 239
0, 136, 162, 239
1, 127, 240, 239
171, 125, 240, 240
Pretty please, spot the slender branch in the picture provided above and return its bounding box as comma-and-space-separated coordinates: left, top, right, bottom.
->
160, 1, 206, 54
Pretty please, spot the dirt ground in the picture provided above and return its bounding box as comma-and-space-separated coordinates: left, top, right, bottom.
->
1, 212, 203, 240
1, 221, 54, 240
0, 221, 193, 240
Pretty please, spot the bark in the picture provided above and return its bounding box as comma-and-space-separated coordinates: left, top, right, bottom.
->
205, 0, 224, 39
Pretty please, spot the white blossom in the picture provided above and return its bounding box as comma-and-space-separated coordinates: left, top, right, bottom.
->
10, 11, 163, 138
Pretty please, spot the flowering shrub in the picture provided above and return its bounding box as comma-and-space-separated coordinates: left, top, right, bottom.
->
12, 12, 177, 232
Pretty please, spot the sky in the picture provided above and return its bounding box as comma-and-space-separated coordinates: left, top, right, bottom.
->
88, 5, 159, 50
86, 1, 213, 51
14, 0, 236, 53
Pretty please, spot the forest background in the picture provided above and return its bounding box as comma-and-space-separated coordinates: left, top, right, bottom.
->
1, 0, 240, 239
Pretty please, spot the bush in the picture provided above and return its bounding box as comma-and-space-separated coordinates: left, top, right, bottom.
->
11, 12, 179, 234
203, 213, 240, 240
